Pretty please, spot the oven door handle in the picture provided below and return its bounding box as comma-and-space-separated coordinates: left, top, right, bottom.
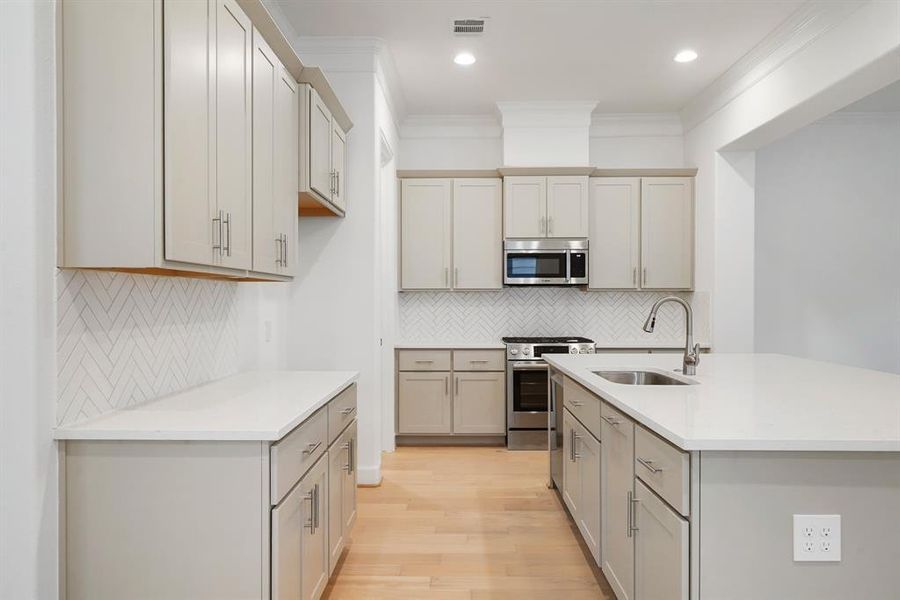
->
511, 362, 549, 371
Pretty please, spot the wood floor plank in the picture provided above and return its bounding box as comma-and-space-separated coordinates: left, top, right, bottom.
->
322, 446, 615, 600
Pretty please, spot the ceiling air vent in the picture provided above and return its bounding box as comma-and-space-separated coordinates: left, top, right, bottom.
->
452, 18, 486, 35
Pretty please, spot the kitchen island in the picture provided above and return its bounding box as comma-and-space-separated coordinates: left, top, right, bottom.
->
544, 353, 900, 600
55, 370, 359, 600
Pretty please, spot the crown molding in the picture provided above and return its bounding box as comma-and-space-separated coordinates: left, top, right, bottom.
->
400, 114, 502, 139
497, 101, 598, 128
590, 113, 683, 138
681, 1, 865, 132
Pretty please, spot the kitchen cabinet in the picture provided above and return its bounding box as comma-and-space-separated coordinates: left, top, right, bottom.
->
400, 179, 453, 290
600, 402, 636, 600
563, 408, 601, 566
504, 176, 588, 238
400, 178, 502, 291
641, 177, 694, 289
328, 421, 357, 574
164, 0, 252, 270
452, 179, 503, 289
634, 479, 689, 600
396, 349, 506, 440
299, 85, 350, 216
397, 372, 452, 434
453, 372, 505, 434
251, 32, 298, 277
60, 0, 324, 280
588, 178, 640, 289
61, 378, 358, 600
587, 176, 694, 290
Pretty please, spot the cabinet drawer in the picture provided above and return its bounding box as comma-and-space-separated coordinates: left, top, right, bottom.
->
271, 407, 328, 505
398, 350, 452, 371
634, 424, 690, 516
563, 376, 602, 440
453, 350, 505, 371
328, 384, 357, 444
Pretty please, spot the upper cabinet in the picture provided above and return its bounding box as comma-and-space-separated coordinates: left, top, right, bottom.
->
504, 176, 588, 238
400, 178, 502, 291
59, 0, 351, 281
251, 32, 298, 277
299, 85, 350, 216
588, 176, 694, 291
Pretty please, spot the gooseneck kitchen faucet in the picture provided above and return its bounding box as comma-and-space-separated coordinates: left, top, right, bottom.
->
643, 296, 700, 375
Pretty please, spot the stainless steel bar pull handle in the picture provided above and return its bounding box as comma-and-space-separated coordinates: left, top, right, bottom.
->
212, 211, 223, 254
445, 267, 449, 287
455, 376, 459, 396
313, 483, 321, 530
643, 267, 647, 286
454, 267, 459, 288
275, 237, 283, 266
601, 415, 621, 426
349, 437, 355, 473
222, 212, 232, 257
302, 441, 322, 455
340, 407, 354, 415
282, 234, 288, 268
305, 489, 315, 532
637, 457, 663, 474
633, 267, 637, 286
628, 491, 639, 536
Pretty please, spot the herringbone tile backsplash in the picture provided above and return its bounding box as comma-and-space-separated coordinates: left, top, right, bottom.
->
57, 270, 241, 425
398, 288, 709, 346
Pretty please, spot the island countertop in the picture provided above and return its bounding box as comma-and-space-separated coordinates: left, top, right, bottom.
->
543, 353, 900, 452
53, 370, 359, 441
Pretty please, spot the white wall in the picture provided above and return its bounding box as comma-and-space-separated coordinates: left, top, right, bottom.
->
683, 0, 900, 352
0, 2, 59, 596
754, 113, 900, 373
398, 113, 684, 169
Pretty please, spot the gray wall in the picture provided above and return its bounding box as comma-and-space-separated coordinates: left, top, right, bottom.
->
754, 114, 900, 373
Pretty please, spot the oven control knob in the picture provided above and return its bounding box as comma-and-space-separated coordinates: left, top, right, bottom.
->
586, 347, 595, 354
523, 348, 531, 355
510, 349, 519, 356
569, 347, 577, 354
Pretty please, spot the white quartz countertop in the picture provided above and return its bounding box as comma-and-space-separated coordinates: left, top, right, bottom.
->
53, 370, 359, 441
544, 353, 900, 452
394, 341, 710, 350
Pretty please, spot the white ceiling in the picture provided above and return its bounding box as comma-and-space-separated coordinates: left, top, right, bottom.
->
841, 80, 900, 112
276, 0, 808, 115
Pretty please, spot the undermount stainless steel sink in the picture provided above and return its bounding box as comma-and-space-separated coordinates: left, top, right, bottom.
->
593, 370, 694, 386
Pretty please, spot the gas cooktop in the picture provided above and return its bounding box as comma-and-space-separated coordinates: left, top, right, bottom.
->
502, 336, 594, 344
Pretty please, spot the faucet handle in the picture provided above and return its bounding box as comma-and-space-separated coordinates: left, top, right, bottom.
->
691, 343, 701, 363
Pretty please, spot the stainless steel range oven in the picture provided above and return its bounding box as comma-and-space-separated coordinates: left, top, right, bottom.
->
503, 337, 595, 450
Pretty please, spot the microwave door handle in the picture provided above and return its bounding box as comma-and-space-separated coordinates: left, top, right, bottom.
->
566, 250, 571, 283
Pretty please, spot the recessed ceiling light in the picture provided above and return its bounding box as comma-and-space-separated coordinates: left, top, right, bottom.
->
674, 49, 698, 63
454, 52, 476, 66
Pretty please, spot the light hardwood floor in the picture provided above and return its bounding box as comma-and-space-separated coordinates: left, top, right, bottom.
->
323, 446, 615, 600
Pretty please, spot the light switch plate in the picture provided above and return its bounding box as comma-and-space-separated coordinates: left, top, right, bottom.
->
793, 514, 841, 562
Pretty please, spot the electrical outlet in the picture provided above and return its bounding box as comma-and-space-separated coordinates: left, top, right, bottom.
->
794, 515, 841, 562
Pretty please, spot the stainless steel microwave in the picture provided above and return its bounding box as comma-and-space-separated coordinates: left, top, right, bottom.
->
503, 239, 588, 286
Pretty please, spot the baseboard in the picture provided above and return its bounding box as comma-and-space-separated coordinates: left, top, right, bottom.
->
356, 463, 382, 486
395, 435, 507, 447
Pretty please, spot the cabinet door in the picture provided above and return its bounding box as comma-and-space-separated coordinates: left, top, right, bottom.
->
342, 421, 358, 537
400, 179, 452, 290
546, 176, 589, 238
504, 176, 547, 238
589, 178, 640, 289
578, 430, 602, 566
634, 479, 689, 600
331, 124, 346, 211
163, 0, 217, 266
308, 88, 333, 202
272, 470, 304, 600
641, 177, 693, 289
301, 456, 329, 600
398, 372, 452, 434
251, 32, 279, 275
276, 65, 299, 276
453, 179, 502, 289
562, 409, 582, 519
601, 406, 635, 600
215, 0, 252, 270
452, 372, 505, 434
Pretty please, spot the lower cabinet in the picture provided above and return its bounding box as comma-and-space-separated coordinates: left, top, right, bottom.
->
601, 402, 636, 600
396, 349, 506, 439
634, 479, 689, 600
562, 408, 602, 565
328, 421, 358, 573
398, 371, 452, 433
453, 372, 505, 434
